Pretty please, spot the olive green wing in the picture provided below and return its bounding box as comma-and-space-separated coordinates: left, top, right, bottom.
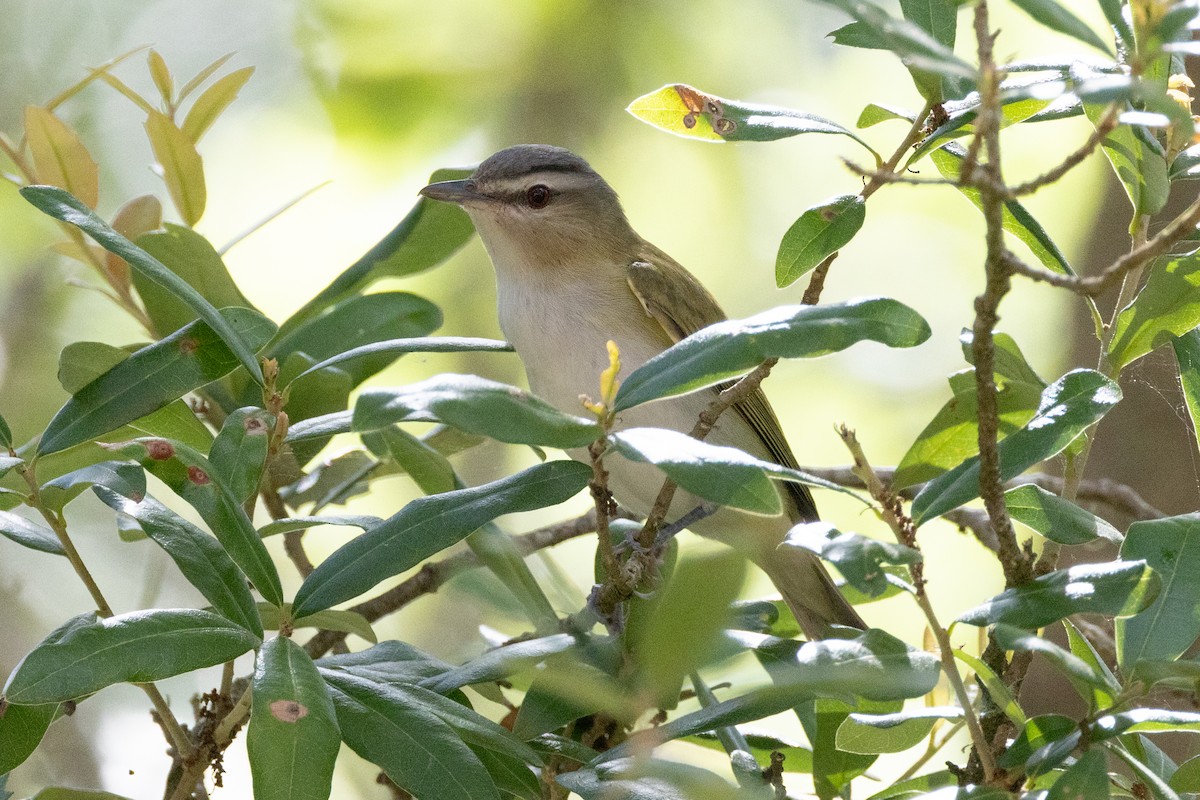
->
627, 248, 818, 521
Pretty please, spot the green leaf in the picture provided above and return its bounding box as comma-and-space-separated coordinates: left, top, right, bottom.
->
1010, 0, 1112, 53
208, 407, 274, 503
39, 460, 146, 512
626, 84, 878, 155
1170, 753, 1200, 792
557, 759, 740, 800
1063, 617, 1121, 709
29, 790, 135, 800
1093, 708, 1200, 738
318, 639, 454, 686
369, 426, 456, 494
3, 609, 260, 703
116, 438, 284, 607
600, 629, 939, 762
1096, 0, 1134, 52
856, 103, 911, 128
257, 514, 382, 538
287, 336, 513, 387
911, 369, 1121, 525
961, 329, 1047, 388
893, 369, 1043, 489
0, 700, 59, 774
353, 374, 602, 448
0, 510, 65, 555
248, 637, 340, 800
776, 195, 867, 287
262, 605, 377, 644
275, 167, 474, 340
473, 748, 541, 800
1173, 328, 1200, 456
134, 223, 255, 338
784, 522, 921, 597
178, 53, 235, 102
899, 0, 964, 100
21, 184, 265, 382
993, 624, 1116, 707
864, 770, 957, 800
997, 713, 1076, 772
181, 66, 253, 143
633, 550, 746, 708
420, 633, 581, 694
269, 292, 442, 387
1109, 254, 1200, 370
930, 146, 1075, 276
957, 560, 1159, 629
1046, 749, 1111, 800
0, 411, 11, 448
292, 460, 589, 617
836, 706, 962, 754
93, 487, 262, 637
1117, 513, 1200, 667
953, 649, 1025, 725
144, 111, 206, 225
1087, 104, 1169, 217
614, 297, 931, 411
0, 455, 21, 478
1004, 483, 1123, 545
322, 672, 499, 800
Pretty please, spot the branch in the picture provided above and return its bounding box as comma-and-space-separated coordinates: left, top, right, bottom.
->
1008, 106, 1118, 197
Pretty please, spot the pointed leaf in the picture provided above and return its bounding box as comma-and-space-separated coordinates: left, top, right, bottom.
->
288, 336, 512, 387
134, 223, 255, 337
776, 194, 867, 287
557, 759, 739, 800
257, 514, 382, 538
0, 510, 64, 555
1109, 254, 1200, 370
3, 609, 260, 703
0, 700, 59, 774
1063, 617, 1121, 709
248, 637, 340, 800
1173, 328, 1200, 456
19, 186, 265, 383
292, 460, 589, 617
1117, 513, 1200, 667
177, 53, 236, 102
24, 106, 99, 208
1046, 749, 1110, 800
419, 633, 581, 694
614, 297, 931, 411
0, 411, 11, 448
39, 461, 145, 512
993, 624, 1115, 706
181, 66, 254, 143
209, 407, 274, 503
106, 194, 162, 289
837, 706, 962, 754
626, 83, 878, 154
115, 438, 284, 606
147, 50, 173, 104
353, 374, 602, 448
1010, 0, 1112, 53
322, 672, 499, 800
37, 307, 275, 455
957, 560, 1159, 629
911, 369, 1121, 525
1087, 104, 1169, 217
93, 487, 262, 637
1004, 483, 1123, 545
319, 639, 455, 685
145, 110, 206, 225
784, 522, 921, 597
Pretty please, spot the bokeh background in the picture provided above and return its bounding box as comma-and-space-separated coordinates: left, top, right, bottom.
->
1, 0, 1192, 797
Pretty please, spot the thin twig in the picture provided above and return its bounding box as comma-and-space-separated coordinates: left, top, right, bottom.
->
1008, 105, 1118, 197
837, 426, 996, 782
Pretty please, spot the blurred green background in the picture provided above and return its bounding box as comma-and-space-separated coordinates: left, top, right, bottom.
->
1, 0, 1173, 796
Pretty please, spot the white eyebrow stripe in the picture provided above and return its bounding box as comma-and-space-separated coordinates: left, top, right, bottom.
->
482, 171, 596, 195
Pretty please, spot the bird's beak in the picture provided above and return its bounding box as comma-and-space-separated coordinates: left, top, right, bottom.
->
419, 179, 481, 205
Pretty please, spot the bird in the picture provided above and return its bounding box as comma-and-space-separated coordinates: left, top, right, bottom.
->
420, 144, 865, 639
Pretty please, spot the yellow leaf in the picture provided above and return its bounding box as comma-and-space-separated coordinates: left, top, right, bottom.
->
148, 50, 173, 104
107, 194, 163, 288
24, 106, 100, 208
182, 66, 254, 143
145, 111, 206, 226
626, 84, 723, 142
50, 240, 105, 266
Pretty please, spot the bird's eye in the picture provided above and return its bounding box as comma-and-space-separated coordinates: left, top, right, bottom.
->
526, 184, 552, 209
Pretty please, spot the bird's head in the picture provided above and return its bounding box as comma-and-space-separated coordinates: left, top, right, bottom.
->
420, 144, 640, 274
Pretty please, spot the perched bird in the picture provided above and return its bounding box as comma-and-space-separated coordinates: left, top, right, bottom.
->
421, 144, 865, 639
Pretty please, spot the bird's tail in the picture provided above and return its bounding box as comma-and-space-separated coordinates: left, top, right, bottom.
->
758, 543, 866, 640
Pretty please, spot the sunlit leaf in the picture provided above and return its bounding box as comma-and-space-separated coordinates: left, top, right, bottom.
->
208, 407, 273, 503
0, 510, 64, 555
39, 460, 146, 512
1174, 328, 1200, 457
181, 66, 254, 143
776, 194, 866, 287
837, 706, 962, 754
0, 701, 59, 774
145, 111, 206, 226
147, 50, 173, 104
784, 522, 920, 597
1004, 483, 1123, 545
24, 106, 99, 208
1117, 513, 1200, 668
993, 624, 1116, 708
1087, 104, 1169, 217
1109, 254, 1200, 370
558, 759, 740, 800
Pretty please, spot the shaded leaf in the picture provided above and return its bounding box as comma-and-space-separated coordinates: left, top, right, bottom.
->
837, 706, 962, 754
1087, 104, 1169, 217
1173, 328, 1200, 456
24, 106, 99, 208
3, 609, 260, 703
37, 307, 275, 456
1117, 513, 1200, 667
145, 110, 206, 225
93, 487, 262, 637
1010, 0, 1111, 54
993, 624, 1116, 707
0, 700, 59, 774
353, 374, 602, 449
40, 460, 144, 512
1005, 483, 1123, 545
106, 195, 162, 290
615, 298, 931, 411
292, 460, 590, 617
287, 336, 513, 387
19, 186, 265, 383
134, 223, 255, 337
957, 560, 1159, 629
1063, 617, 1121, 709
911, 369, 1121, 525
1110, 254, 1200, 370
248, 637, 340, 800
776, 194, 866, 288
953, 649, 1025, 726
420, 633, 581, 694
209, 407, 274, 503
258, 514, 382, 539
557, 759, 740, 800
318, 639, 454, 686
